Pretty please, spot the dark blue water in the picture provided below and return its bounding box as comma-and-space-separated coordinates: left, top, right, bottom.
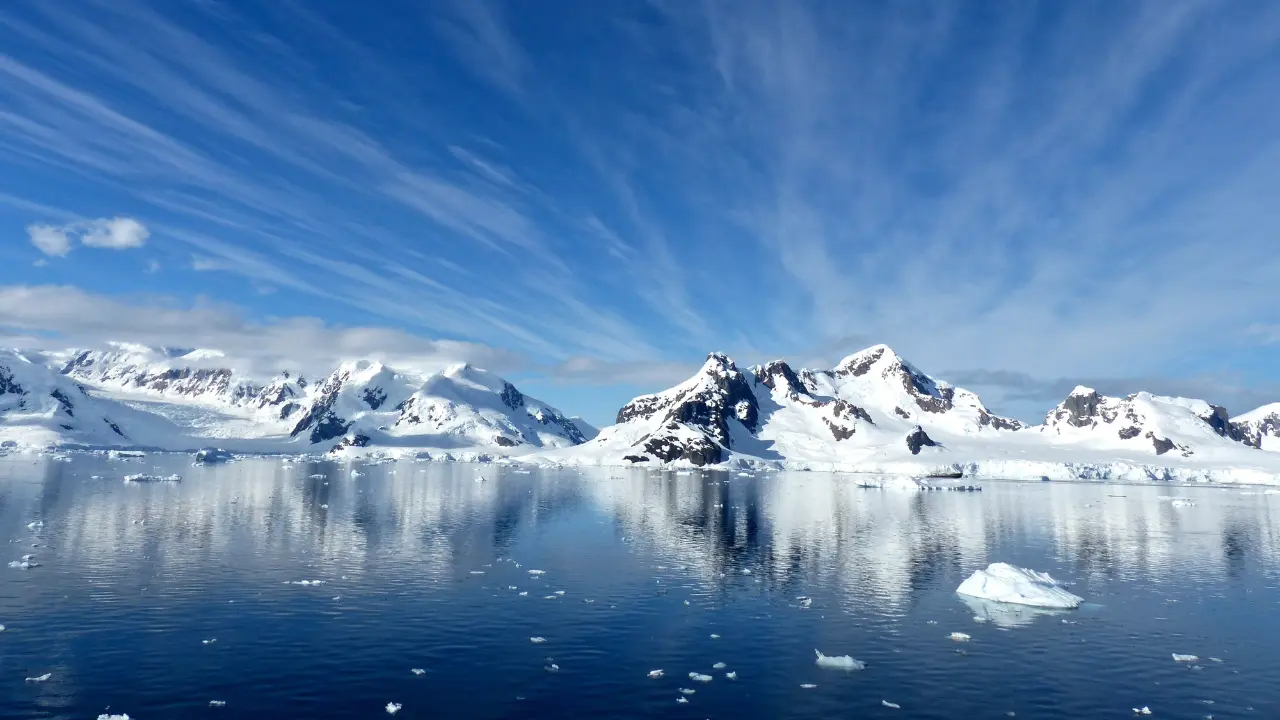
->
2, 455, 1278, 719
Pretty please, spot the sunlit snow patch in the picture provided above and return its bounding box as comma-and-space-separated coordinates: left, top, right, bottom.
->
956, 563, 1082, 609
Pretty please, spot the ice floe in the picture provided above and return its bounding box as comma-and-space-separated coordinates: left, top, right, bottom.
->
385, 702, 402, 714
712, 662, 726, 669
726, 671, 738, 680
530, 637, 547, 644
814, 649, 866, 671
25, 673, 52, 682
949, 632, 971, 642
648, 669, 664, 678
123, 473, 182, 484
209, 700, 226, 707
411, 668, 426, 675
1172, 653, 1199, 662
956, 563, 1083, 609
883, 700, 901, 709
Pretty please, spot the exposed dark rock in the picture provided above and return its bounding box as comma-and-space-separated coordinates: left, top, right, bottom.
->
835, 347, 884, 377
362, 386, 387, 410
1117, 426, 1142, 440
290, 369, 352, 444
823, 417, 855, 441
1, 366, 26, 396
905, 425, 939, 455
279, 402, 299, 420
978, 409, 1023, 431
500, 382, 525, 410
1147, 432, 1175, 456
894, 407, 910, 419
331, 432, 371, 450
105, 419, 126, 437
623, 454, 650, 463
925, 469, 964, 479
754, 360, 811, 399
1057, 388, 1101, 428
493, 435, 520, 447
642, 432, 721, 466
50, 389, 75, 416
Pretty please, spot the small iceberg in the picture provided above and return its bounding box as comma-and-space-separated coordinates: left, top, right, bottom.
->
648, 669, 664, 679
949, 632, 971, 642
411, 668, 426, 675
385, 702, 402, 715
956, 563, 1082, 609
814, 649, 866, 671
209, 700, 226, 707
194, 447, 234, 464
712, 662, 726, 669
530, 637, 547, 644
676, 697, 688, 704
882, 700, 901, 709
9, 559, 39, 569
1172, 653, 1198, 663
725, 671, 737, 680
527, 569, 546, 575
25, 673, 52, 682
1132, 707, 1151, 716
679, 688, 696, 695
123, 473, 182, 484
688, 672, 712, 683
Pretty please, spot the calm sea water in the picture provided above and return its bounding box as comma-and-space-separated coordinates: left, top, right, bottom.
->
1, 455, 1278, 719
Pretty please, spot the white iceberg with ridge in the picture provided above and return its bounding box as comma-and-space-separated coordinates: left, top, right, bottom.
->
956, 563, 1083, 609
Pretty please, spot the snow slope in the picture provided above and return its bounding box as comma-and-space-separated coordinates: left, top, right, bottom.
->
1234, 403, 1280, 452
2, 348, 592, 456
536, 345, 1280, 484
0, 350, 132, 448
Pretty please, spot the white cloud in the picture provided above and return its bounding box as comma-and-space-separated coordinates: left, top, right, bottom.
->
0, 284, 523, 379
80, 216, 149, 249
27, 224, 72, 256
24, 216, 149, 257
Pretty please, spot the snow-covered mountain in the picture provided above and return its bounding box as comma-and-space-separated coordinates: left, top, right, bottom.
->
0, 350, 132, 448
1234, 403, 1280, 452
540, 345, 1280, 484
572, 345, 1022, 467
2, 346, 592, 456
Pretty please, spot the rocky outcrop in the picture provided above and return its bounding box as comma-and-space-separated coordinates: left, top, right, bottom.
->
905, 425, 939, 455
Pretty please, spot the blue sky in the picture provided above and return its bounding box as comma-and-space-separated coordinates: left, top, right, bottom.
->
2, 0, 1279, 426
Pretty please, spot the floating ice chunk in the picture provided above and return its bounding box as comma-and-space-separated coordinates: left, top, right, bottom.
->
209, 700, 226, 707
956, 563, 1083, 609
688, 672, 712, 683
194, 448, 234, 464
508, 585, 518, 590
9, 559, 39, 569
518, 591, 528, 596
202, 638, 216, 645
27, 520, 43, 530
411, 668, 426, 675
0, 624, 5, 631
470, 571, 485, 575
1132, 707, 1151, 716
680, 688, 696, 694
309, 474, 327, 479
800, 598, 813, 608
742, 569, 752, 575
800, 683, 817, 689
676, 697, 688, 704
814, 649, 866, 671
97, 715, 131, 720
554, 590, 565, 596
1172, 654, 1199, 663
530, 637, 547, 644
726, 671, 737, 680
288, 580, 325, 586
882, 700, 901, 709
712, 662, 726, 669
648, 669, 664, 679
528, 569, 546, 575
25, 673, 52, 682
385, 702, 402, 715
544, 663, 559, 672
949, 632, 971, 642
710, 633, 720, 639
543, 595, 558, 600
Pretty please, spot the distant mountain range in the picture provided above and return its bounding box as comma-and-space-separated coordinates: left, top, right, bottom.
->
3, 342, 1279, 482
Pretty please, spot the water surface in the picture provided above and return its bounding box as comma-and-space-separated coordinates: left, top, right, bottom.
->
2, 455, 1278, 718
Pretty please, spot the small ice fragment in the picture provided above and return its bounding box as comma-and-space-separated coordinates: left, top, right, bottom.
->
882, 700, 901, 709
800, 598, 813, 608
688, 672, 712, 683
543, 595, 557, 600
530, 637, 547, 644
519, 591, 528, 596
710, 633, 720, 639
1132, 708, 1152, 716
926, 620, 938, 625
508, 586, 518, 590
9, 559, 40, 569
680, 688, 696, 694
676, 697, 688, 704
0, 624, 5, 632
470, 571, 485, 575
742, 569, 752, 575
25, 673, 52, 682
411, 668, 426, 675
289, 580, 325, 586
209, 700, 226, 707
814, 649, 866, 671
309, 474, 326, 479
1173, 654, 1199, 663
950, 632, 971, 642
385, 702, 402, 715
97, 715, 131, 720
800, 683, 817, 689
202, 638, 216, 645
712, 662, 726, 669
544, 663, 559, 672
528, 569, 546, 575
1208, 657, 1223, 663
648, 669, 664, 679
319, 504, 328, 509
726, 671, 738, 680
554, 590, 565, 596
27, 521, 43, 530
684, 600, 690, 606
